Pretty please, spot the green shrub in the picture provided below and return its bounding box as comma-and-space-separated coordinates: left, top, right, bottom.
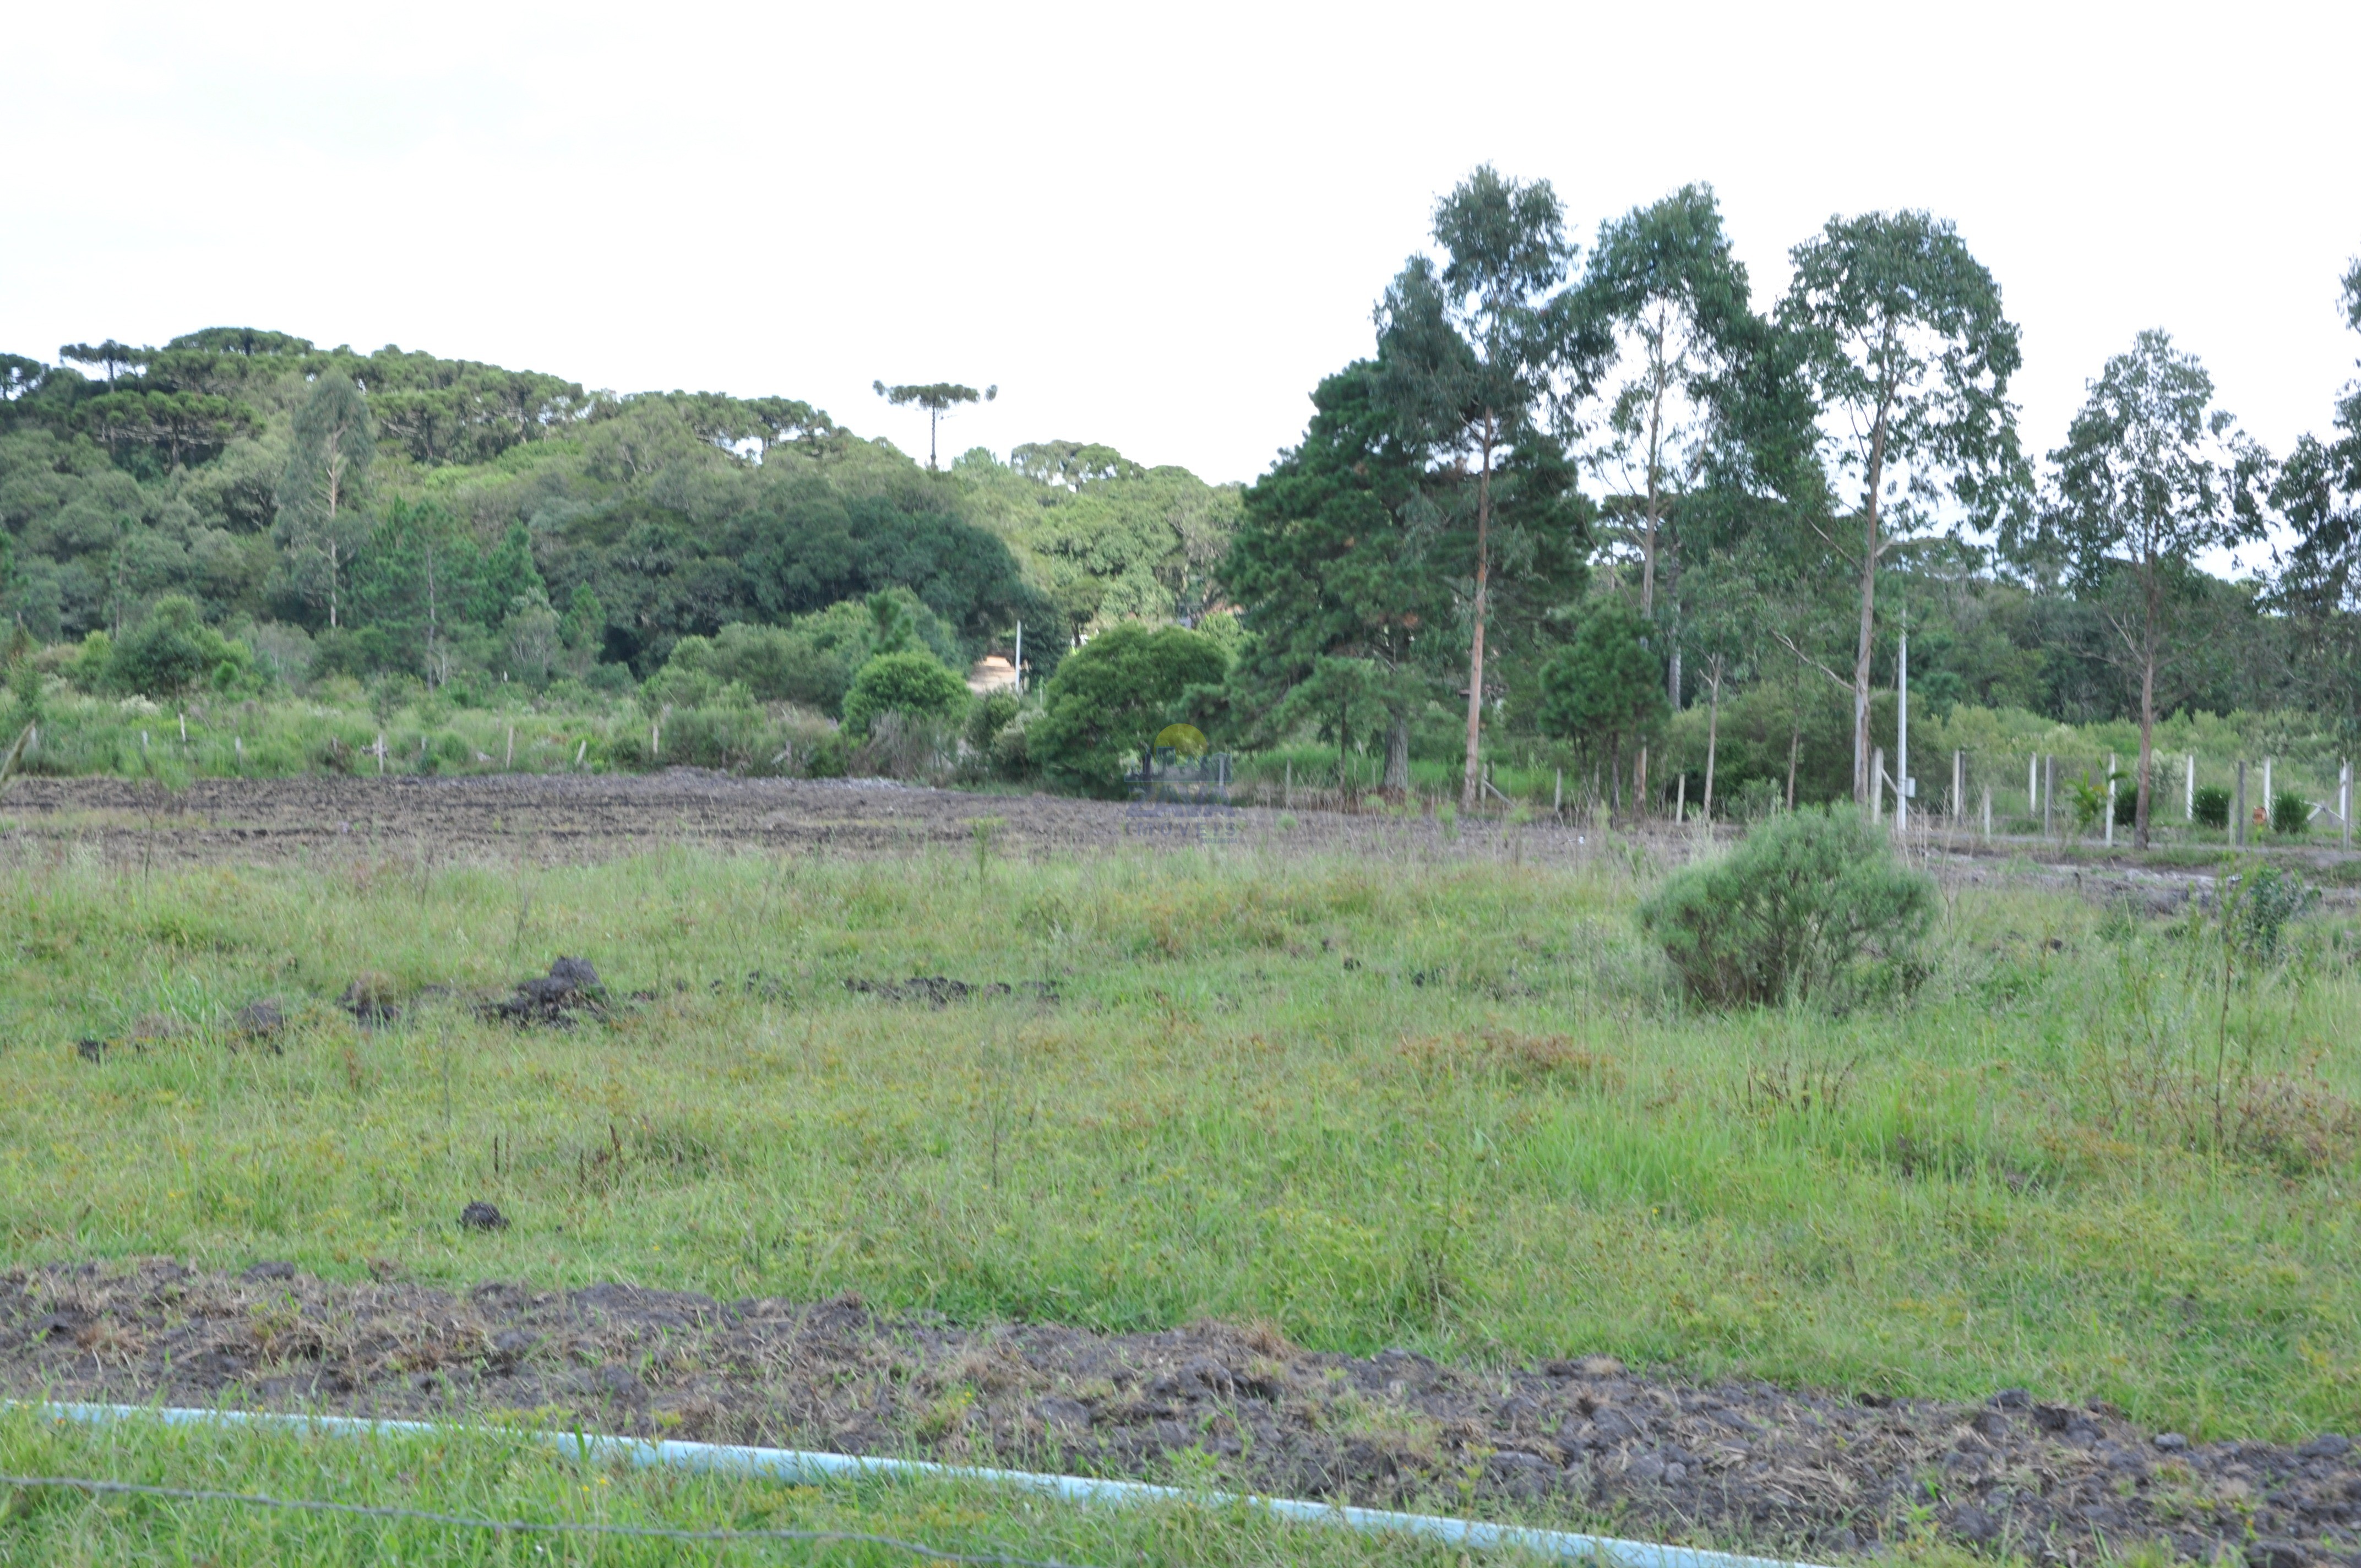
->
1639, 807, 1936, 1009
107, 595, 258, 699
801, 731, 851, 778
662, 622, 852, 714
68, 630, 114, 693
1028, 623, 1228, 797
2228, 862, 2320, 961
2271, 790, 2309, 836
2194, 785, 2232, 829
969, 689, 1020, 751
840, 652, 969, 738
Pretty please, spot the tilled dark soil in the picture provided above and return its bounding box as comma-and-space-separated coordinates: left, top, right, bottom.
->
0, 771, 1532, 867
6, 772, 2351, 913
6, 1260, 2356, 1565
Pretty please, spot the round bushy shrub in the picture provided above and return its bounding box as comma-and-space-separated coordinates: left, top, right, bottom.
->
107, 595, 256, 699
1639, 807, 1936, 1009
839, 652, 970, 738
2193, 785, 2232, 829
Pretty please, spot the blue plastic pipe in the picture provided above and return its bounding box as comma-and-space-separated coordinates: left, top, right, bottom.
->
23, 1400, 1829, 1568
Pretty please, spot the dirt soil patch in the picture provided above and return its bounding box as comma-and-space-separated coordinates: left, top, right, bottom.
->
5, 771, 2352, 911
6, 1260, 2355, 1565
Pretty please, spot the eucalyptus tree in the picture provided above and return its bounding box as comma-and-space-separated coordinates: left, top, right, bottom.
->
2024, 330, 2267, 847
2271, 260, 2361, 739
1576, 187, 1755, 663
873, 380, 995, 470
1782, 211, 2026, 802
1376, 165, 1599, 810
276, 373, 376, 629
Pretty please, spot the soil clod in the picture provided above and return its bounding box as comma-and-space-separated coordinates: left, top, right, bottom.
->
232, 1000, 286, 1039
486, 959, 606, 1027
459, 1202, 509, 1231
341, 973, 401, 1025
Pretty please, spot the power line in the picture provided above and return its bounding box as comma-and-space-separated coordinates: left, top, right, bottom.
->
0, 1473, 1093, 1567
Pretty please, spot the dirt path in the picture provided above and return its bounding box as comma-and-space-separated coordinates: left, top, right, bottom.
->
7, 1259, 2353, 1565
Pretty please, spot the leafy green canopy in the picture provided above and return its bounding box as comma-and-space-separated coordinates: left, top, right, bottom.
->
1374, 165, 1598, 809
2025, 329, 2267, 843
1538, 600, 1669, 763
104, 594, 258, 699
1222, 362, 1445, 785
1781, 211, 2026, 801
2268, 260, 2361, 739
840, 650, 972, 737
0, 331, 1111, 692
1029, 623, 1228, 796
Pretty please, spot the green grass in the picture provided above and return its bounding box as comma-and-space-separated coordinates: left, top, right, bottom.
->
8, 688, 648, 785
3, 683, 848, 785
0, 1406, 1518, 1566
5, 839, 2360, 1444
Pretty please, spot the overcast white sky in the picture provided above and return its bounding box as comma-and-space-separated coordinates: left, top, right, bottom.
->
7, 0, 2356, 543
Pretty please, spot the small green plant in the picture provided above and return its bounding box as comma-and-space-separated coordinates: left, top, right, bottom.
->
2068, 772, 2119, 835
970, 815, 1004, 879
2193, 785, 2231, 829
2270, 789, 2309, 836
7, 658, 41, 729
1639, 806, 1936, 1008
2227, 862, 2320, 961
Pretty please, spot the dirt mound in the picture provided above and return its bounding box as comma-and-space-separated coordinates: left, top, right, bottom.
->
339, 973, 401, 1025
5, 1259, 2354, 1565
485, 958, 607, 1026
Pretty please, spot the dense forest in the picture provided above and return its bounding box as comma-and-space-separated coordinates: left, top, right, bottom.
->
0, 334, 1234, 709
4, 173, 2357, 819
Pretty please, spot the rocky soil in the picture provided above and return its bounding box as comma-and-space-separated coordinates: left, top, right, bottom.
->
7, 1260, 2358, 1565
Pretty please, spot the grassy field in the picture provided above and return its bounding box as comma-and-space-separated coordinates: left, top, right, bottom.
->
0, 1404, 1508, 1566
2, 831, 2358, 1559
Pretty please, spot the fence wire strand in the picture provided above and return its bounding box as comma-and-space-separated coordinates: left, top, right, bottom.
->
0, 1472, 1094, 1567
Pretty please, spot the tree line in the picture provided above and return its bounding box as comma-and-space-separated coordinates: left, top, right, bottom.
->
1220, 171, 2358, 843
4, 173, 2355, 823
0, 331, 1239, 721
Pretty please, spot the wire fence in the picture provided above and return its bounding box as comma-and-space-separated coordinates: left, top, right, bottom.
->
0, 1472, 1092, 1566
1220, 739, 2358, 847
